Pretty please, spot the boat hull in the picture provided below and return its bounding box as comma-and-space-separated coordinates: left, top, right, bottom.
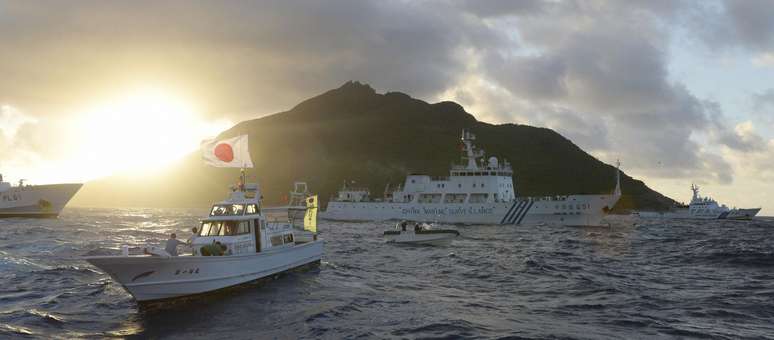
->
723, 208, 761, 220
0, 183, 82, 218
84, 240, 323, 302
384, 230, 458, 246
323, 194, 619, 226
637, 207, 761, 220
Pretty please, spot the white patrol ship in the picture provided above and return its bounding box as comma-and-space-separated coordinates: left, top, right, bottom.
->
322, 130, 622, 226
0, 174, 82, 218
84, 181, 323, 302
637, 184, 760, 220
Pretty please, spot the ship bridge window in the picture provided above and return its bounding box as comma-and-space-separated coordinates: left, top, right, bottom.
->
246, 204, 258, 214
210, 204, 245, 216
199, 221, 251, 236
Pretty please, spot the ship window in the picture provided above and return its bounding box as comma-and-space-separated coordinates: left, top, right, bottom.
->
238, 221, 250, 234
482, 183, 485, 187
473, 183, 476, 188
270, 235, 283, 246
210, 204, 245, 216
200, 221, 222, 236
283, 234, 294, 244
230, 204, 244, 215
411, 179, 415, 183
246, 204, 258, 214
199, 222, 214, 236
210, 205, 228, 216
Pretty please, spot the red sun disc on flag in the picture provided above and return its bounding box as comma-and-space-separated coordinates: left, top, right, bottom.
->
214, 143, 234, 162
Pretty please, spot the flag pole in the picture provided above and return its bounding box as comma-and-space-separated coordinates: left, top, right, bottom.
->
240, 167, 245, 192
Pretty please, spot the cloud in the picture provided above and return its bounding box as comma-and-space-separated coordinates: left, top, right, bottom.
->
0, 105, 37, 140
0, 1, 503, 119
752, 52, 774, 67
689, 0, 774, 52
452, 1, 735, 182
1, 0, 770, 187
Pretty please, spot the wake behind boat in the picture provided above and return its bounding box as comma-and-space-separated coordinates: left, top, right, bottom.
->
322, 130, 622, 226
0, 174, 82, 218
384, 221, 460, 246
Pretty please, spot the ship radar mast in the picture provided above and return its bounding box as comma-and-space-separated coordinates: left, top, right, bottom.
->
461, 130, 485, 170
691, 183, 700, 201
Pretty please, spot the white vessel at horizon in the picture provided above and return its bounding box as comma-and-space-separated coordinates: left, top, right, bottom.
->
0, 174, 82, 218
637, 184, 760, 220
321, 130, 621, 226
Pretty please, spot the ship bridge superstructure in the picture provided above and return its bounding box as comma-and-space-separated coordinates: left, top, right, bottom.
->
363, 130, 517, 205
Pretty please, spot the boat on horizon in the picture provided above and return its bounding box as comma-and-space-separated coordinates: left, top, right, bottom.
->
83, 181, 323, 302
636, 184, 760, 220
0, 174, 82, 218
321, 130, 622, 226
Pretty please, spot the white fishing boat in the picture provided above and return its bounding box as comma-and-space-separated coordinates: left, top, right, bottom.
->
84, 182, 322, 302
383, 221, 460, 246
637, 184, 761, 220
322, 130, 622, 226
84, 135, 323, 302
0, 174, 82, 218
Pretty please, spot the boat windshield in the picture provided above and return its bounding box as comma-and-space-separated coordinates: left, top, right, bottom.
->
199, 220, 251, 236
210, 204, 245, 216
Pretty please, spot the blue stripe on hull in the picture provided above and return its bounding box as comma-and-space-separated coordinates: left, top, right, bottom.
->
508, 201, 527, 224
500, 202, 519, 224
515, 201, 534, 225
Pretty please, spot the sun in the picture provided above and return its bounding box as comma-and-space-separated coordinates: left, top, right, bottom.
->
62, 87, 232, 181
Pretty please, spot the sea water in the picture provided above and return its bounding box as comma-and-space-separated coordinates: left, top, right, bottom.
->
1, 208, 772, 339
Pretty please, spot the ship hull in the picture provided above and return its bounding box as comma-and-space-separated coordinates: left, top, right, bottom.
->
723, 208, 761, 220
84, 240, 323, 302
0, 183, 82, 218
637, 207, 761, 220
322, 194, 619, 226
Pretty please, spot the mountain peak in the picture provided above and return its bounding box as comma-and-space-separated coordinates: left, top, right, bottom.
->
336, 80, 376, 94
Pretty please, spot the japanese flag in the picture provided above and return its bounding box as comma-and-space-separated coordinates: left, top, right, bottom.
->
201, 135, 254, 168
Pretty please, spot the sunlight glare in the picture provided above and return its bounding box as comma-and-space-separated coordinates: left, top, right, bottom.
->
64, 88, 231, 181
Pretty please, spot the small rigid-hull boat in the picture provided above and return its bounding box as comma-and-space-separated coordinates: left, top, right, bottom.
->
84, 183, 322, 302
384, 222, 460, 246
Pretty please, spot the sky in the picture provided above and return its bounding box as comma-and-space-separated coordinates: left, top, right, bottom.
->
0, 1, 773, 214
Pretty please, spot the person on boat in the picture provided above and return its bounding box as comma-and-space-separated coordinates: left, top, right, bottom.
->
400, 221, 407, 232
165, 233, 183, 256
188, 227, 198, 244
